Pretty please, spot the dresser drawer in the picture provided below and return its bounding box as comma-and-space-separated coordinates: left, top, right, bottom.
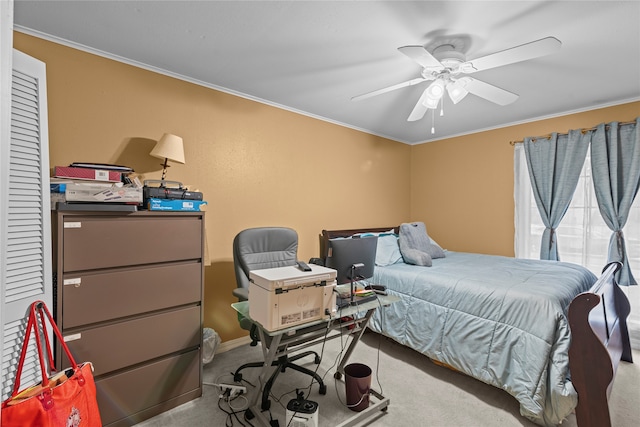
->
59, 305, 201, 377
61, 215, 202, 271
96, 349, 201, 427
61, 261, 202, 328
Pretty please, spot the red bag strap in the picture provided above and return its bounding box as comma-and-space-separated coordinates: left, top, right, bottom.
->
10, 301, 80, 397
11, 306, 40, 395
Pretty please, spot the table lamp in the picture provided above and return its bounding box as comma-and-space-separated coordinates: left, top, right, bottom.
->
150, 133, 185, 186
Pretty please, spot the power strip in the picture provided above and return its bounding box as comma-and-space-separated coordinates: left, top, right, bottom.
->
209, 383, 247, 398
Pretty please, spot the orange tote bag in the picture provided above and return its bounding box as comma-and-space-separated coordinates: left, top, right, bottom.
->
1, 301, 102, 427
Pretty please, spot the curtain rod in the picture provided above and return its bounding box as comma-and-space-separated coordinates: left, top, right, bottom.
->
509, 119, 637, 146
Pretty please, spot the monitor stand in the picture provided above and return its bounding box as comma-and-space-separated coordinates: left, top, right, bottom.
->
336, 293, 378, 309
335, 274, 379, 308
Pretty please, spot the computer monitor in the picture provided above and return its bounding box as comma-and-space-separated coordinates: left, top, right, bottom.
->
325, 236, 378, 285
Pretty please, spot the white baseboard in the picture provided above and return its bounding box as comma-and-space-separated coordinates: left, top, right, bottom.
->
217, 336, 251, 353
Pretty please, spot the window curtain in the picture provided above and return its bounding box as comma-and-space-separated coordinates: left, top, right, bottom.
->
590, 118, 640, 286
523, 131, 590, 260
513, 144, 533, 258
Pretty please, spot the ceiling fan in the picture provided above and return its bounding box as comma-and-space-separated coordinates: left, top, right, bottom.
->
352, 36, 562, 123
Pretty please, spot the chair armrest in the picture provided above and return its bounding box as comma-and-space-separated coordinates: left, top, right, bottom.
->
233, 288, 249, 301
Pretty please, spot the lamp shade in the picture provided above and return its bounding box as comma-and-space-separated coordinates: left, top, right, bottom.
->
150, 133, 185, 164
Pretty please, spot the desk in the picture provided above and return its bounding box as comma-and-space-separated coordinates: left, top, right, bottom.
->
231, 294, 400, 427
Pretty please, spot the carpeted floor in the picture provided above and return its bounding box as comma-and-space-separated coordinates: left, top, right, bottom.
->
136, 331, 639, 426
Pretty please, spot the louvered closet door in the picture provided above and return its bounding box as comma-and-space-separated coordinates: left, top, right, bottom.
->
0, 50, 52, 401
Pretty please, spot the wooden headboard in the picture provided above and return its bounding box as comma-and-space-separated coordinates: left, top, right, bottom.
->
568, 261, 633, 427
320, 226, 400, 261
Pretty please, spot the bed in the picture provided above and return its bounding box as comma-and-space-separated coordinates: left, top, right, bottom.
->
321, 227, 633, 427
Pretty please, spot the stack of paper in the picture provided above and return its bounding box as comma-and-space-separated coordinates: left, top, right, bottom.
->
50, 163, 141, 210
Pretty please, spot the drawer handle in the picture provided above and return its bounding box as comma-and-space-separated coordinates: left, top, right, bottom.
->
63, 222, 82, 228
63, 333, 82, 342
63, 278, 81, 288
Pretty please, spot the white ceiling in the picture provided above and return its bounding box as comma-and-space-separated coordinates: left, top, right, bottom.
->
13, 1, 640, 145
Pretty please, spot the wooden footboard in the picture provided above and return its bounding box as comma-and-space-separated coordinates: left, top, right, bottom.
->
568, 261, 633, 427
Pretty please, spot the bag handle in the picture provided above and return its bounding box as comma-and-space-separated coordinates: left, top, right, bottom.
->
11, 301, 82, 398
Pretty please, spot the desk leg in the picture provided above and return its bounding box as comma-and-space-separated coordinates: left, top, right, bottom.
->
334, 309, 391, 426
335, 308, 375, 379
335, 388, 390, 427
247, 330, 282, 426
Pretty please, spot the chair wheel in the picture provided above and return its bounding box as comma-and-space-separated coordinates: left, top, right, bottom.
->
334, 372, 342, 380
314, 355, 321, 364
319, 384, 327, 395
245, 409, 254, 420
234, 373, 243, 382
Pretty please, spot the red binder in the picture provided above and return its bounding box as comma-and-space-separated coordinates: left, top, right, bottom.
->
54, 166, 121, 182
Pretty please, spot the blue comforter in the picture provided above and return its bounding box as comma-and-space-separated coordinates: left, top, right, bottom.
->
367, 252, 597, 426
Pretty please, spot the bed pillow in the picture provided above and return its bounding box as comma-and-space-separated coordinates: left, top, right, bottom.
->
374, 234, 403, 266
399, 223, 432, 266
399, 222, 446, 266
359, 232, 403, 266
409, 222, 445, 259
428, 237, 446, 258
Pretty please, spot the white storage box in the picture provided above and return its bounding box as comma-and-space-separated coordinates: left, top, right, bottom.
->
249, 264, 337, 331
65, 183, 142, 203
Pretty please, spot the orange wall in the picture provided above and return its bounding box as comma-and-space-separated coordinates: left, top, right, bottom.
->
13, 33, 411, 342
14, 32, 639, 341
409, 101, 640, 256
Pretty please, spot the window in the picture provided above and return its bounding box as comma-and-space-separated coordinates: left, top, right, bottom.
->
514, 145, 640, 348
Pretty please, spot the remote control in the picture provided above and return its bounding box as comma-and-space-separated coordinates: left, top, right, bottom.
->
296, 261, 312, 272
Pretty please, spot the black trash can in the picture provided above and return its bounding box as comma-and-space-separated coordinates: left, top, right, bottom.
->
344, 363, 371, 412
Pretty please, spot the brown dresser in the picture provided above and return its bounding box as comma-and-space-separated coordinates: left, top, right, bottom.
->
52, 210, 204, 427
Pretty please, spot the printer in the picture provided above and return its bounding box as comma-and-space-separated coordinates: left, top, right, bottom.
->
249, 264, 337, 332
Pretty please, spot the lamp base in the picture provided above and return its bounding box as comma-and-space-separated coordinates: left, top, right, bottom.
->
160, 158, 170, 183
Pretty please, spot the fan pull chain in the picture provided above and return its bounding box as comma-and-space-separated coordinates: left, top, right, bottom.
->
431, 108, 436, 134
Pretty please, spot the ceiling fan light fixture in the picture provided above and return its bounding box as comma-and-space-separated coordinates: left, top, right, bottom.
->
446, 79, 470, 104
422, 79, 445, 109
423, 96, 440, 109
425, 79, 445, 99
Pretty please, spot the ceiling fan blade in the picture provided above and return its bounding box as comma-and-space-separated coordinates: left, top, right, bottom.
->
398, 45, 444, 69
465, 78, 519, 106
407, 88, 430, 121
351, 77, 427, 101
462, 36, 561, 73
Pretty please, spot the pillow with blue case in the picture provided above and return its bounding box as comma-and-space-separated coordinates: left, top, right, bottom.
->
360, 231, 404, 267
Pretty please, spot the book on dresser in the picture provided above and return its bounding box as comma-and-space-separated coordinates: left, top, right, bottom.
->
69, 162, 134, 173
54, 165, 123, 182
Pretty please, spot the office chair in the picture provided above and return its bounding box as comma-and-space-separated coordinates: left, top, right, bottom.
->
231, 227, 327, 411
